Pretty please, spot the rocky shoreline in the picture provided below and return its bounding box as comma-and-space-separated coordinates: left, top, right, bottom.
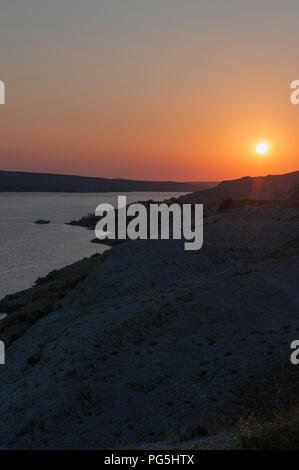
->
0, 172, 298, 449
0, 195, 297, 448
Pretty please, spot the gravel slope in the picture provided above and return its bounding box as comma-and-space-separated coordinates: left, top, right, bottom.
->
0, 202, 298, 449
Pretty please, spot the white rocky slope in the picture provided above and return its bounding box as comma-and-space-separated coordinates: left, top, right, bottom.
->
0, 202, 298, 449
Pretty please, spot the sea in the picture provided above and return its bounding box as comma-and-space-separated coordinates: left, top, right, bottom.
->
0, 192, 186, 300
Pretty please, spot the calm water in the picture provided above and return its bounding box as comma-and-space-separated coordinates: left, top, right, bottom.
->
0, 192, 186, 300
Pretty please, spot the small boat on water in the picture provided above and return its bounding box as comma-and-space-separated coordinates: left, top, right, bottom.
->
34, 219, 50, 225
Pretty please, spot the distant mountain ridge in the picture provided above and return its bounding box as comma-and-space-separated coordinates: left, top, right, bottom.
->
179, 170, 299, 205
0, 170, 217, 193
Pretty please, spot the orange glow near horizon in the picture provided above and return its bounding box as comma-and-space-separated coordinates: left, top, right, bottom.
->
0, 2, 298, 182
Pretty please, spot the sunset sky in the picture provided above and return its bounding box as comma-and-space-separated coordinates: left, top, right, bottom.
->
0, 0, 298, 181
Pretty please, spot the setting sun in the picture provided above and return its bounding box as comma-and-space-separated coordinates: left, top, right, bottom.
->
256, 142, 269, 155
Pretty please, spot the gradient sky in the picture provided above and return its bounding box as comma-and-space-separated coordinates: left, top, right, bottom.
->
0, 0, 298, 181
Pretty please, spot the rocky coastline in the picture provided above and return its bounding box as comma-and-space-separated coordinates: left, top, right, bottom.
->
0, 172, 298, 449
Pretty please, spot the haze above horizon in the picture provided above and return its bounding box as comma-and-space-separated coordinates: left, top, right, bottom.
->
0, 1, 298, 181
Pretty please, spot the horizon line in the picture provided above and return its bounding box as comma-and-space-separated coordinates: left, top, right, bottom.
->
0, 169, 219, 184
